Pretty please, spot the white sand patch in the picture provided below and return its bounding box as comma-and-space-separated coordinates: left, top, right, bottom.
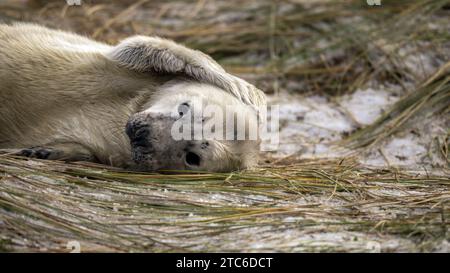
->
339, 88, 398, 125
262, 85, 445, 170
263, 93, 353, 156
384, 136, 427, 165
304, 96, 353, 132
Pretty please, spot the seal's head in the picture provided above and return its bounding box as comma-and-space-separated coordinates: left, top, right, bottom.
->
126, 81, 261, 172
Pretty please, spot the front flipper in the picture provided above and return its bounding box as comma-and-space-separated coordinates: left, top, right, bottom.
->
13, 143, 95, 162
18, 147, 59, 160
106, 36, 266, 108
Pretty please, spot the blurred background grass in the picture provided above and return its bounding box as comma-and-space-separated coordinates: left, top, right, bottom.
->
1, 0, 448, 95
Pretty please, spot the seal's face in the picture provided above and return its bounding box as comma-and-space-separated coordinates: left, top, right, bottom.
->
126, 82, 260, 172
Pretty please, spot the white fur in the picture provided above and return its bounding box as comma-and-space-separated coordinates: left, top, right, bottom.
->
0, 23, 264, 171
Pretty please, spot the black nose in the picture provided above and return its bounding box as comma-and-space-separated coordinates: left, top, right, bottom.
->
126, 120, 150, 147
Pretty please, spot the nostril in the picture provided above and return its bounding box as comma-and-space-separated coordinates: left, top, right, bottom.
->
125, 121, 134, 138
126, 119, 150, 147
134, 127, 149, 140
130, 128, 150, 147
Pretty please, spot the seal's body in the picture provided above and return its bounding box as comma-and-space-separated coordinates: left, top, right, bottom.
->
0, 23, 265, 172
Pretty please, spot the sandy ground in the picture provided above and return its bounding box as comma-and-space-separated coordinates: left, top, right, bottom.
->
264, 91, 448, 170
264, 67, 448, 173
